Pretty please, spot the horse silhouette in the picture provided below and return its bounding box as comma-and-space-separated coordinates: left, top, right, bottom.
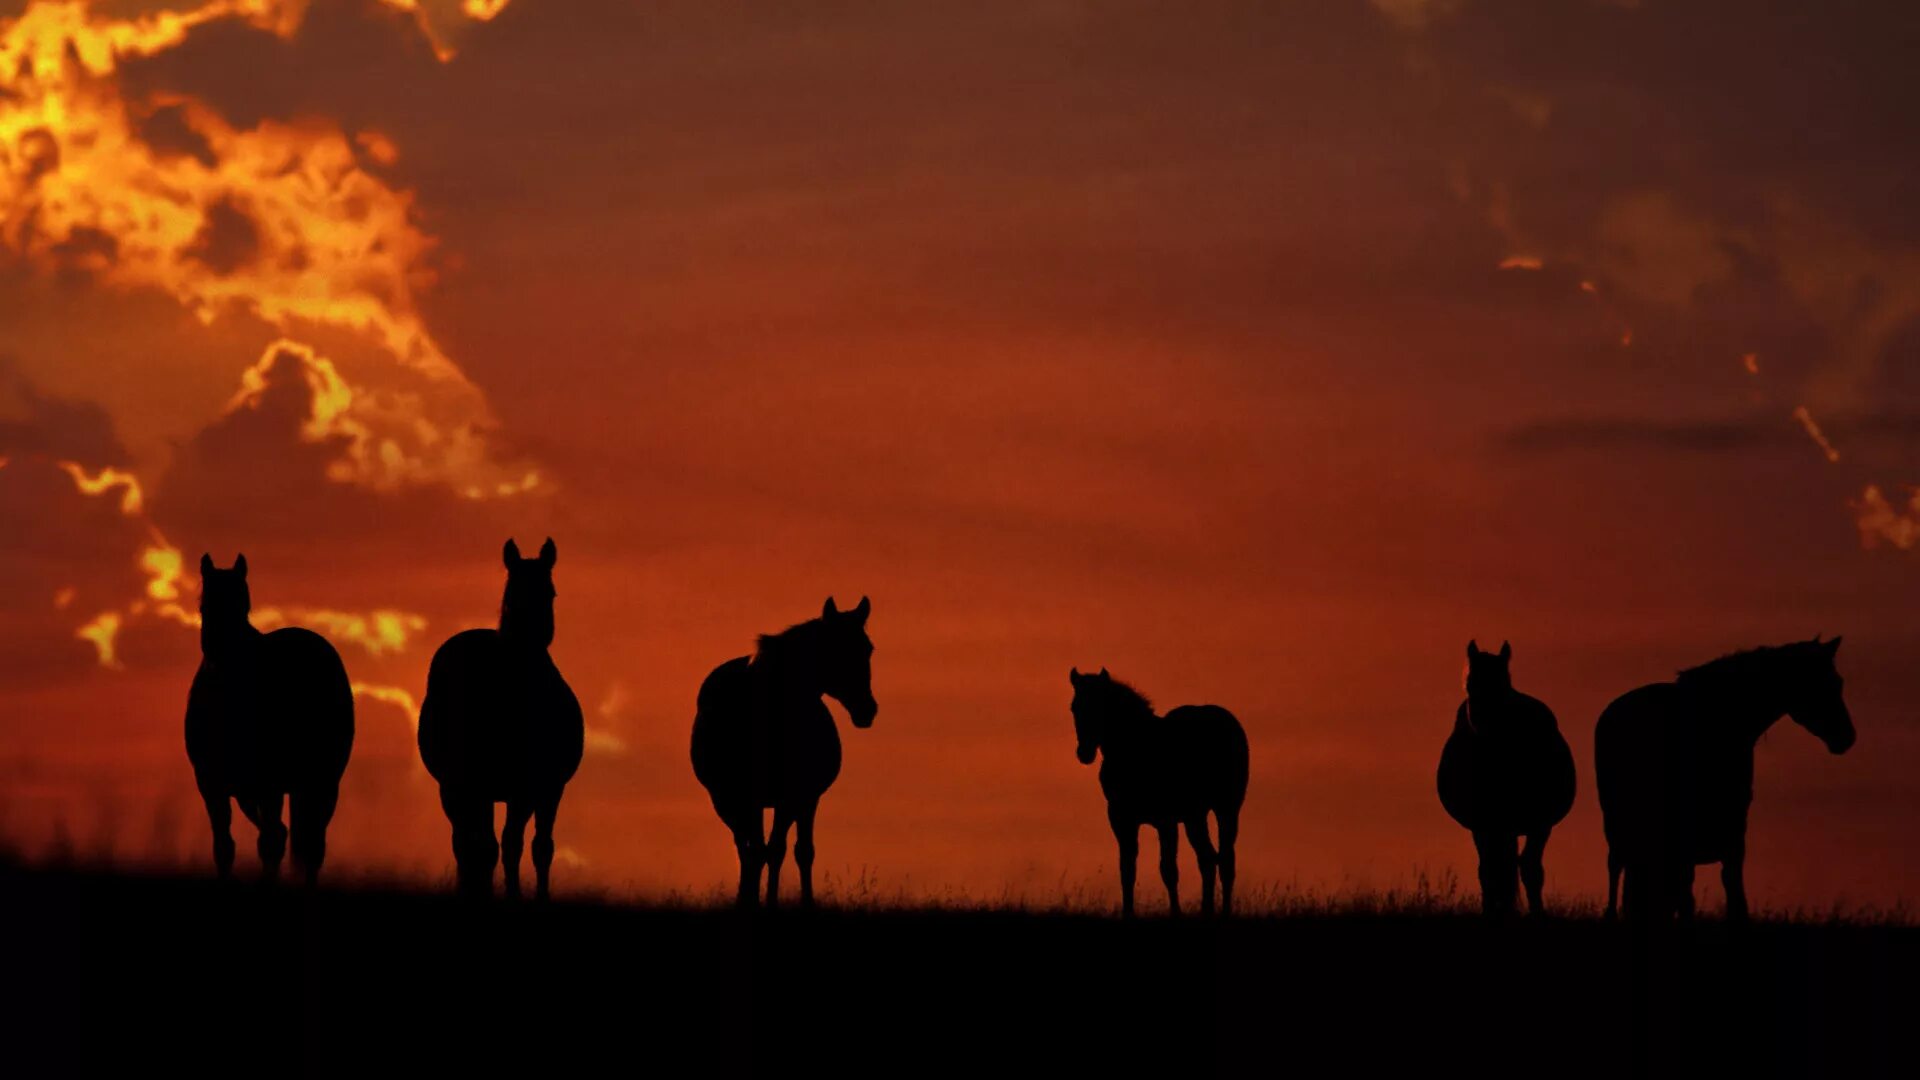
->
1068, 668, 1248, 916
418, 538, 584, 899
185, 554, 354, 884
1436, 641, 1575, 916
691, 596, 877, 908
1596, 637, 1855, 921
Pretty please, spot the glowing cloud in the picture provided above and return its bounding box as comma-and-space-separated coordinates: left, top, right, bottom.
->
257, 606, 426, 658
1498, 255, 1543, 271
75, 611, 122, 668
1791, 406, 1840, 464
0, 0, 534, 497
56, 462, 143, 515
351, 682, 421, 727
1852, 485, 1920, 551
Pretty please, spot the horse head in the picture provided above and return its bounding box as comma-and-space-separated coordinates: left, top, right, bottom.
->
819, 596, 877, 728
1068, 666, 1120, 764
198, 553, 251, 651
1790, 636, 1855, 755
501, 537, 558, 649
1464, 640, 1513, 705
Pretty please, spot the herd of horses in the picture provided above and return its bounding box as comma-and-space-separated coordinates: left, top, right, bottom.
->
182, 540, 1857, 920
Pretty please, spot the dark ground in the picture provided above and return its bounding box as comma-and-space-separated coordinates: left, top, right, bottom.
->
3, 862, 1912, 1078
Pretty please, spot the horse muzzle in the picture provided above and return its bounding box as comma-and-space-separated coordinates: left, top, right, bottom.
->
848, 698, 878, 729
1826, 728, 1856, 754
1075, 744, 1096, 765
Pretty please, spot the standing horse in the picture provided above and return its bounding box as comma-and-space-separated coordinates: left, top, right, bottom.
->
185, 554, 354, 884
1436, 641, 1575, 916
692, 597, 876, 908
1596, 637, 1855, 922
1068, 668, 1248, 917
419, 539, 584, 899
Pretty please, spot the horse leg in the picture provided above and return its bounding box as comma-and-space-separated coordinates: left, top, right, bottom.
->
1110, 810, 1139, 918
1519, 830, 1549, 916
763, 808, 794, 909
1604, 848, 1622, 920
254, 792, 287, 883
1155, 822, 1181, 916
1216, 808, 1239, 916
201, 789, 235, 879
531, 792, 561, 901
1675, 864, 1697, 922
795, 797, 821, 908
1721, 848, 1749, 924
289, 784, 339, 887
1184, 817, 1218, 916
440, 786, 496, 899
721, 803, 763, 908
1472, 831, 1517, 916
500, 800, 533, 900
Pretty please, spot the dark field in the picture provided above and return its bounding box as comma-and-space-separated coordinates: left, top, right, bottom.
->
3, 862, 1912, 1078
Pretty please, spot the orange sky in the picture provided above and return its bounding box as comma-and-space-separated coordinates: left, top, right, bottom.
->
4, 0, 1920, 911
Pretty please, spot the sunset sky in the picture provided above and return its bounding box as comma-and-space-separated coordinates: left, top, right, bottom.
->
4, 0, 1919, 910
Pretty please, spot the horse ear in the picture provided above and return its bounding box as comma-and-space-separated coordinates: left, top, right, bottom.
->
503, 538, 521, 566
823, 597, 839, 619
852, 595, 870, 625
1498, 641, 1511, 661
233, 553, 247, 578
1826, 636, 1843, 657
1099, 666, 1109, 679
538, 537, 557, 568
1467, 640, 1480, 659
200, 553, 215, 577
1070, 667, 1082, 686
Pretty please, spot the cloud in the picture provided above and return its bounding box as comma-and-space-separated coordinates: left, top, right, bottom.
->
1496, 414, 1785, 455
0, 362, 130, 465
0, 0, 535, 498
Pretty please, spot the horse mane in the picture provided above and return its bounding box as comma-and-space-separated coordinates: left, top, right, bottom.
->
1675, 641, 1819, 689
1095, 676, 1156, 720
755, 618, 822, 661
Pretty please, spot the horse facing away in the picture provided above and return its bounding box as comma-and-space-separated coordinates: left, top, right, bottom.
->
1436, 641, 1575, 916
692, 597, 877, 908
1069, 668, 1248, 916
419, 538, 584, 899
186, 554, 354, 884
1596, 637, 1855, 922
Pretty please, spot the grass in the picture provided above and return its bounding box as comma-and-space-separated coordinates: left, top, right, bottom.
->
4, 857, 1915, 1077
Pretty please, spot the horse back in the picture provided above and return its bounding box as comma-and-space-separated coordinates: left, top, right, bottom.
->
691, 656, 840, 808
1114, 705, 1247, 819
1438, 692, 1575, 834
420, 629, 582, 796
185, 629, 353, 796
1594, 681, 1750, 863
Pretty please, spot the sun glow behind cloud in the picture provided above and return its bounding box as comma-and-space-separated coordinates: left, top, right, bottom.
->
0, 0, 535, 497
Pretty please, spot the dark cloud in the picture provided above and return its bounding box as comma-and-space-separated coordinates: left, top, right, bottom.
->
0, 361, 129, 464
181, 196, 261, 276
131, 102, 218, 169
1496, 413, 1788, 455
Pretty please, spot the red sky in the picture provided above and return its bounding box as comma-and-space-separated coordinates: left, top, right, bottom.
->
4, 0, 1919, 911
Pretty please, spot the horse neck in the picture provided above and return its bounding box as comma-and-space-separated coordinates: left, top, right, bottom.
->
199, 617, 259, 660
1692, 671, 1789, 746
753, 636, 822, 702
498, 602, 554, 653
1098, 700, 1157, 761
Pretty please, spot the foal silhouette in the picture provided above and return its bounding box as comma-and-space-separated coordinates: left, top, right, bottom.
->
1596, 637, 1855, 921
418, 539, 584, 899
185, 554, 354, 884
1069, 668, 1248, 916
1436, 641, 1575, 916
691, 597, 877, 908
